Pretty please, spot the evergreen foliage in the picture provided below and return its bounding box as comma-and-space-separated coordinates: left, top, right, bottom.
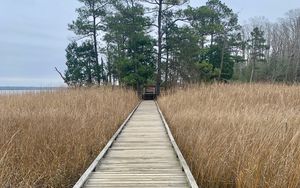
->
60, 0, 299, 90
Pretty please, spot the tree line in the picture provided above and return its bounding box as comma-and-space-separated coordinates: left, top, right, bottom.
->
56, 0, 300, 93
237, 11, 300, 83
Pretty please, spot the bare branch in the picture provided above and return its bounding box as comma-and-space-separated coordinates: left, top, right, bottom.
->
55, 67, 67, 83
148, 23, 159, 28
162, 18, 188, 35
143, 0, 159, 5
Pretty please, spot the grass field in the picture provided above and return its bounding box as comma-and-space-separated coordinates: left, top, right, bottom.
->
159, 84, 300, 188
0, 88, 138, 187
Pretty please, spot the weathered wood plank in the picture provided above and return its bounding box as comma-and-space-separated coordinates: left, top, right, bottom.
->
72, 102, 141, 188
156, 101, 199, 188
73, 101, 198, 188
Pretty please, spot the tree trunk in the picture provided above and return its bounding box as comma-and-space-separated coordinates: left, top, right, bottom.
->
93, 13, 100, 85
250, 60, 255, 83
101, 58, 106, 84
87, 62, 92, 85
285, 54, 292, 83
294, 58, 299, 82
165, 51, 169, 88
106, 45, 112, 84
165, 29, 169, 88
294, 29, 300, 82
219, 39, 225, 80
156, 0, 163, 96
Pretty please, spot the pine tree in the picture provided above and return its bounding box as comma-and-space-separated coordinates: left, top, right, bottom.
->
104, 0, 155, 90
248, 27, 268, 83
68, 0, 107, 85
143, 0, 188, 95
64, 41, 97, 86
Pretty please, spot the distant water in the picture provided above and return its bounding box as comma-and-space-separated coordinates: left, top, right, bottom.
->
0, 87, 64, 95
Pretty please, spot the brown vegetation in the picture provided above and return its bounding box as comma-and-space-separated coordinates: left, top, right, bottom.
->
159, 84, 300, 188
0, 88, 138, 187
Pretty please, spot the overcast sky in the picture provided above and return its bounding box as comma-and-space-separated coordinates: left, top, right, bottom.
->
0, 0, 299, 86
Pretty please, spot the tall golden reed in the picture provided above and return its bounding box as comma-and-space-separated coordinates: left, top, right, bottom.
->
159, 84, 300, 188
0, 88, 138, 187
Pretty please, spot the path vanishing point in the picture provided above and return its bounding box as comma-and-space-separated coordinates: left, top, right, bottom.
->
73, 100, 198, 188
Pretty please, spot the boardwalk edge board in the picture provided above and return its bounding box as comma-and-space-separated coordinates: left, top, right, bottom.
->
155, 101, 199, 188
73, 102, 141, 188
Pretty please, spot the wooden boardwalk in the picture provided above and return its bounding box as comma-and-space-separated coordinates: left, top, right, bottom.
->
74, 101, 198, 188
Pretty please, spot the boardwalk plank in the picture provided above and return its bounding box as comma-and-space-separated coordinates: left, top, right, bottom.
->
74, 101, 197, 188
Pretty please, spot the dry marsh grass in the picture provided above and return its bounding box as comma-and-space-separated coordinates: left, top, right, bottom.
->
159, 84, 300, 188
0, 88, 138, 187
